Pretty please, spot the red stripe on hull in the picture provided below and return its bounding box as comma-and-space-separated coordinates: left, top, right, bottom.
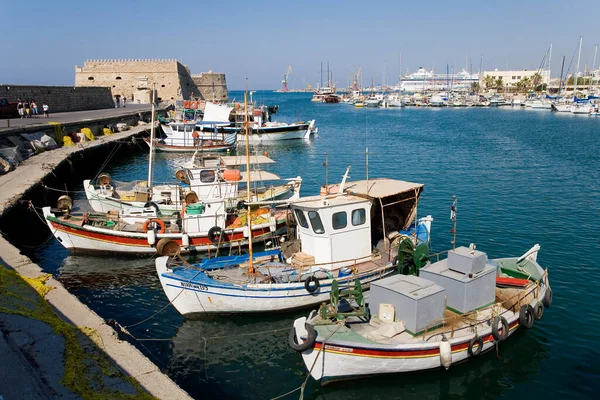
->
312, 320, 520, 358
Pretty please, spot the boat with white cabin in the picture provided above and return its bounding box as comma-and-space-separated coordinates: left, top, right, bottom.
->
155, 176, 433, 315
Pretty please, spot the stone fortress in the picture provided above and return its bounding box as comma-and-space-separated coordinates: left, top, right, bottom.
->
75, 59, 228, 104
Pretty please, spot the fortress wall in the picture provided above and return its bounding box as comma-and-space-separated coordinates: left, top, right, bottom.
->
0, 85, 114, 113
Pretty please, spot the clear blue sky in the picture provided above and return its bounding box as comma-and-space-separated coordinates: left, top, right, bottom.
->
2, 0, 599, 90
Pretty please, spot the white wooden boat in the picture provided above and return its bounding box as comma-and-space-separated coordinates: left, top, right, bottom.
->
84, 155, 301, 214
158, 102, 236, 151
291, 243, 551, 383
156, 177, 433, 315
42, 198, 289, 255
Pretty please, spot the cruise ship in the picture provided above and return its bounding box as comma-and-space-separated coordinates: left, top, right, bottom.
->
393, 67, 479, 93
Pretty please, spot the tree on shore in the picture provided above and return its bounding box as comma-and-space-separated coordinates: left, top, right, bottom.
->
495, 77, 504, 92
483, 75, 494, 89
471, 82, 480, 93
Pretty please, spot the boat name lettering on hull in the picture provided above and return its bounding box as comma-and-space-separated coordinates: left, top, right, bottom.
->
180, 282, 208, 291
324, 345, 353, 353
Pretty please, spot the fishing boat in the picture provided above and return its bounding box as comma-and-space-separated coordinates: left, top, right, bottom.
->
42, 194, 290, 255
83, 155, 302, 214
200, 104, 315, 142
156, 102, 236, 152
290, 241, 552, 383
155, 175, 433, 315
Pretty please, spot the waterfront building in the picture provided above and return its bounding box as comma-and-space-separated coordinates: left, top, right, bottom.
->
481, 69, 551, 88
75, 59, 228, 104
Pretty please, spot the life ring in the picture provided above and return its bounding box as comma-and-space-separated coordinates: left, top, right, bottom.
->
491, 316, 509, 341
143, 218, 166, 234
534, 301, 544, 320
304, 275, 320, 293
288, 323, 316, 352
467, 335, 483, 357
519, 304, 535, 328
208, 226, 224, 244
543, 287, 553, 308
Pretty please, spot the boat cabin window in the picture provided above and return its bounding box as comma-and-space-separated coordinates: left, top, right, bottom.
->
352, 208, 366, 226
308, 211, 325, 234
332, 211, 347, 230
185, 125, 194, 133
294, 209, 308, 228
199, 170, 216, 183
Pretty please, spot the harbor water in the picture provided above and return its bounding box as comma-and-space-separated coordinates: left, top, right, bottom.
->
19, 92, 600, 399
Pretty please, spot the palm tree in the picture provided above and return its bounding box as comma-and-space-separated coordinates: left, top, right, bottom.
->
483, 75, 494, 89
471, 82, 480, 93
495, 77, 504, 92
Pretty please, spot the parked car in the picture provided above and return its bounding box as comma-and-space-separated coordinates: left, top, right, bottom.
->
0, 98, 18, 119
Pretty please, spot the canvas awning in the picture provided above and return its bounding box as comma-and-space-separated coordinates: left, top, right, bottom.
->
202, 101, 234, 123
327, 178, 424, 199
220, 155, 275, 166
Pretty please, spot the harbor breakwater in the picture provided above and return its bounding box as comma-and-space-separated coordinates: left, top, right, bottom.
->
0, 123, 192, 399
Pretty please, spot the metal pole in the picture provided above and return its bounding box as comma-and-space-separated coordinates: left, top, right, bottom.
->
324, 152, 329, 194
451, 195, 457, 249
575, 36, 583, 91
147, 83, 156, 189
244, 80, 253, 273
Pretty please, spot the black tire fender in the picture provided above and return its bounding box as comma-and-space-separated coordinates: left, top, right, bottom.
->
468, 335, 484, 357
543, 287, 553, 308
519, 304, 535, 328
534, 301, 544, 320
491, 316, 509, 341
144, 201, 160, 214
304, 275, 320, 293
289, 323, 316, 352
208, 226, 224, 244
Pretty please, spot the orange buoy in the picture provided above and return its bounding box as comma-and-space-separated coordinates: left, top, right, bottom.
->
223, 169, 242, 181
191, 101, 198, 109
143, 218, 166, 234
184, 101, 191, 109
192, 131, 199, 138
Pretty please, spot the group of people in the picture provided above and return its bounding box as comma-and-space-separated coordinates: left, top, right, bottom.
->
17, 99, 49, 118
115, 94, 129, 108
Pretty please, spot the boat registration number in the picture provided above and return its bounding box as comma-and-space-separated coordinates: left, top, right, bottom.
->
180, 282, 208, 291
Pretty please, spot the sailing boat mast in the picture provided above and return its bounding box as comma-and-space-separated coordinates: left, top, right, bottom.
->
575, 36, 583, 91
590, 45, 597, 92
559, 56, 565, 96
244, 81, 254, 273
147, 83, 156, 188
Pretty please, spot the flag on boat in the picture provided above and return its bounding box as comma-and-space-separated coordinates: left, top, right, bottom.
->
224, 132, 237, 145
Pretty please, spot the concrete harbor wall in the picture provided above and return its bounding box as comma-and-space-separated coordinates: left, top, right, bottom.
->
0, 84, 114, 113
0, 124, 192, 399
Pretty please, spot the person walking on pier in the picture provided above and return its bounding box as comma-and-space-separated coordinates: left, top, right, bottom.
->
122, 94, 126, 108
24, 100, 30, 118
31, 100, 38, 117
115, 95, 120, 108
42, 102, 49, 118
17, 99, 24, 118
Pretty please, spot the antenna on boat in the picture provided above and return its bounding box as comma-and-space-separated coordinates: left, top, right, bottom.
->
450, 195, 457, 249
324, 152, 329, 194
244, 79, 254, 273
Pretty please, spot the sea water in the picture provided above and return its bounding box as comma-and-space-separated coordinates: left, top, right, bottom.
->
23, 91, 600, 399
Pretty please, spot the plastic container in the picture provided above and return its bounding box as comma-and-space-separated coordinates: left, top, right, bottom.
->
186, 203, 204, 215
